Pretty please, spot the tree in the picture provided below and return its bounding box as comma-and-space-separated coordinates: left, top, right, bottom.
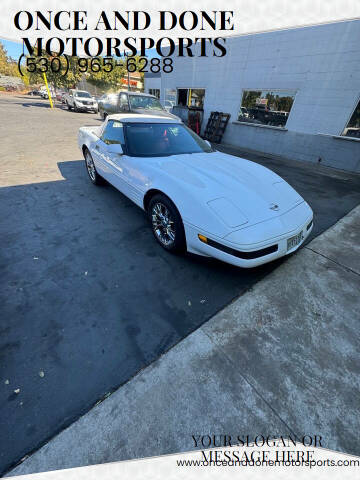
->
0, 42, 19, 77
86, 55, 144, 92
242, 90, 261, 108
277, 96, 293, 112
22, 50, 145, 92
25, 52, 83, 90
86, 57, 126, 90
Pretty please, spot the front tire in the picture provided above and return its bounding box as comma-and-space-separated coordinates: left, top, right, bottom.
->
148, 194, 186, 253
84, 149, 104, 185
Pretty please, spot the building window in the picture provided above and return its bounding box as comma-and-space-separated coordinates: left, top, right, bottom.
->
238, 90, 296, 127
165, 89, 176, 104
177, 88, 205, 108
342, 97, 360, 138
163, 89, 176, 112
149, 88, 160, 98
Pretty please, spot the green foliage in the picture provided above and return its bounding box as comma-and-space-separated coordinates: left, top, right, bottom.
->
241, 91, 261, 108
23, 51, 144, 92
86, 55, 144, 92
0, 42, 20, 77
26, 52, 83, 89
242, 90, 294, 113
85, 57, 126, 90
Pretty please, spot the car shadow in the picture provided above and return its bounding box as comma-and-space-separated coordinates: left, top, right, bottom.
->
1, 157, 281, 474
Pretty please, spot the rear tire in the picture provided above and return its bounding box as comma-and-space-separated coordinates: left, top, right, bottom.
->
148, 194, 186, 253
84, 149, 105, 186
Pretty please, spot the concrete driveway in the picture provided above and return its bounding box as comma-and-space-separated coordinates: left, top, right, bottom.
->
1, 94, 360, 475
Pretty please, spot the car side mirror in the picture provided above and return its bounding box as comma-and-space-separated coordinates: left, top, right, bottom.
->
106, 143, 123, 155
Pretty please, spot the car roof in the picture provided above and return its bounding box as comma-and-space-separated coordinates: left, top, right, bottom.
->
102, 92, 156, 98
108, 113, 181, 123
126, 92, 156, 97
110, 91, 156, 98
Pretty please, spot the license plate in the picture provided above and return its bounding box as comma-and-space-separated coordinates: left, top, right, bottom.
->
287, 231, 304, 251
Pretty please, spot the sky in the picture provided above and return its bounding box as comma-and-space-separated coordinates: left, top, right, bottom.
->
1, 38, 24, 59
0, 37, 159, 60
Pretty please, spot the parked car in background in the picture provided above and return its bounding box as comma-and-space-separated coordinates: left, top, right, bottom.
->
343, 127, 360, 138
39, 87, 55, 99
91, 96, 99, 112
55, 91, 65, 102
26, 89, 40, 96
64, 89, 98, 113
98, 92, 178, 120
163, 100, 175, 113
239, 107, 249, 118
97, 93, 117, 116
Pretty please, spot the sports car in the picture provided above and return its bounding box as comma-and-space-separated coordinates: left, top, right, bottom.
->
78, 114, 313, 268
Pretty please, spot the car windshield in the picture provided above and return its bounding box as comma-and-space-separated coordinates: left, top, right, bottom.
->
129, 95, 163, 110
124, 123, 213, 157
75, 92, 91, 98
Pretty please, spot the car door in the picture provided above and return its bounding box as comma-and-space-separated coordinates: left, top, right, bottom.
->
101, 120, 145, 205
101, 95, 116, 116
89, 126, 112, 182
96, 120, 137, 201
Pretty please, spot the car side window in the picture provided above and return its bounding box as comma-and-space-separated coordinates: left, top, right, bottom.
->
119, 93, 129, 110
101, 120, 125, 145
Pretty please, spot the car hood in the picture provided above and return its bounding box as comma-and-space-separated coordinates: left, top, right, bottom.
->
157, 151, 304, 231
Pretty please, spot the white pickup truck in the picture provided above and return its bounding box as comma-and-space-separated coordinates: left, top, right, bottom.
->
64, 89, 98, 113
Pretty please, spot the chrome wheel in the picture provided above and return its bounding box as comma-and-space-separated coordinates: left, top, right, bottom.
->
85, 151, 96, 181
151, 202, 175, 246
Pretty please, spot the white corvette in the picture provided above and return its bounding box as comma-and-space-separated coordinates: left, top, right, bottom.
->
78, 114, 313, 268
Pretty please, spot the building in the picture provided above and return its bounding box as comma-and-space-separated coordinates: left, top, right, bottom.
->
120, 71, 143, 92
160, 20, 360, 173
144, 71, 161, 98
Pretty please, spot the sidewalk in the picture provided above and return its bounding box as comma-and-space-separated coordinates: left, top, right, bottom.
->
8, 206, 360, 477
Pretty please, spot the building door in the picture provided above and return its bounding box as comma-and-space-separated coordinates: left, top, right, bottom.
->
177, 89, 188, 106
177, 88, 205, 108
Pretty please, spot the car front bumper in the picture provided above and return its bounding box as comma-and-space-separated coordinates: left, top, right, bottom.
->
185, 203, 314, 268
75, 104, 97, 111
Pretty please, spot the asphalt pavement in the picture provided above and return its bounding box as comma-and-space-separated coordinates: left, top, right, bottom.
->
8, 205, 360, 477
1, 94, 360, 475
